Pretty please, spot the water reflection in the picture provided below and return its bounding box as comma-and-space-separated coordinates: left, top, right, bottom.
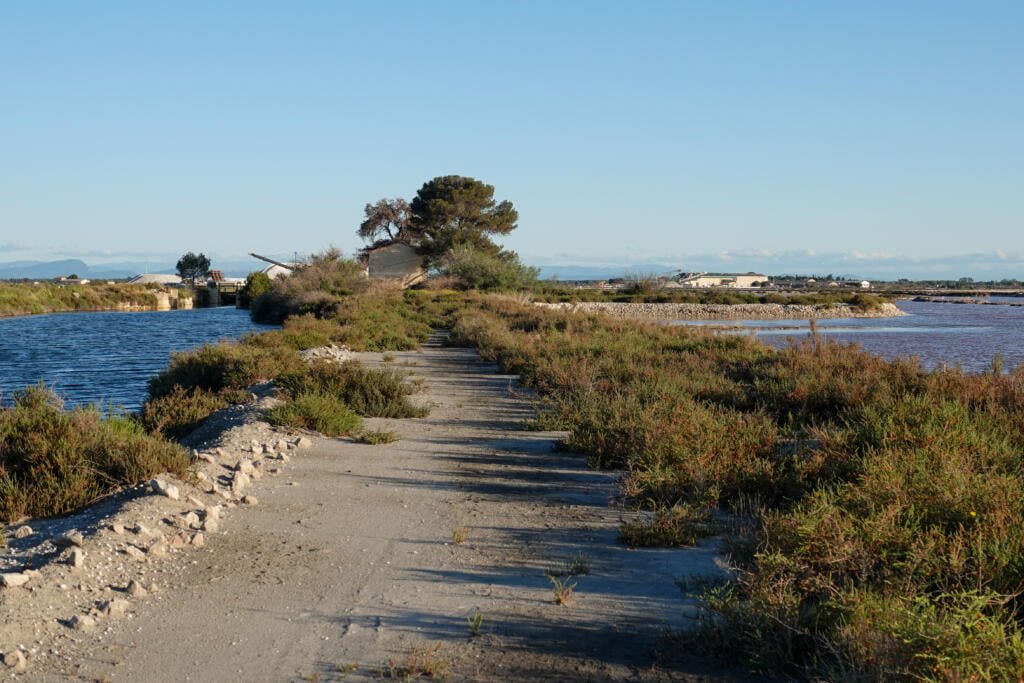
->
672, 300, 1024, 373
0, 307, 273, 410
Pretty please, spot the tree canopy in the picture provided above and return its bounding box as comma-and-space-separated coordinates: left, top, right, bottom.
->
357, 198, 413, 248
176, 252, 210, 283
408, 175, 518, 261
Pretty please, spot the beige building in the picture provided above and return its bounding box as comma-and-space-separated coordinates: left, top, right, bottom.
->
677, 272, 769, 288
366, 243, 427, 287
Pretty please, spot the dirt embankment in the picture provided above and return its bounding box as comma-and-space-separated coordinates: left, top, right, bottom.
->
536, 301, 905, 320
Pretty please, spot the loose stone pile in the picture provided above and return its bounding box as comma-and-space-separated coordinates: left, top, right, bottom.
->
299, 344, 353, 363
0, 416, 315, 675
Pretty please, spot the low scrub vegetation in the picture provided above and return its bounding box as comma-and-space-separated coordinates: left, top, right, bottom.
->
0, 386, 189, 520
275, 360, 427, 418
0, 282, 162, 317
266, 390, 363, 436
447, 295, 1024, 680
141, 288, 430, 439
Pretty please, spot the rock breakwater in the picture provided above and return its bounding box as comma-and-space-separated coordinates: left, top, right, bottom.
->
535, 301, 906, 320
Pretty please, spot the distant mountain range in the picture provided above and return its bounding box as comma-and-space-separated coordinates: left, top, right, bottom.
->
0, 259, 267, 281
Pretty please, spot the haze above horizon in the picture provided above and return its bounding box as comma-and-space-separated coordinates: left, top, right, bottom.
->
2, 2, 1021, 279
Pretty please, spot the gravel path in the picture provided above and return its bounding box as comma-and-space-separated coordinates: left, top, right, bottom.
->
23, 337, 750, 682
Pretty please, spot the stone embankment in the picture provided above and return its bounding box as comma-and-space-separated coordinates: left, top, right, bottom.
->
536, 301, 906, 320
0, 398, 312, 676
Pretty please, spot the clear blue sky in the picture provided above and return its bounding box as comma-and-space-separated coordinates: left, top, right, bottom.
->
2, 1, 1022, 278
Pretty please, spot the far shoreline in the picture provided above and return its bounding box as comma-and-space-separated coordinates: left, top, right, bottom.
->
535, 300, 907, 321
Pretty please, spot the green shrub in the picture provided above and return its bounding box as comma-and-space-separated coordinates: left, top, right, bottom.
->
0, 386, 189, 520
238, 270, 272, 308
438, 245, 539, 291
275, 360, 427, 418
619, 504, 717, 547
265, 390, 362, 436
357, 429, 399, 444
140, 386, 231, 439
147, 341, 303, 399
250, 248, 369, 323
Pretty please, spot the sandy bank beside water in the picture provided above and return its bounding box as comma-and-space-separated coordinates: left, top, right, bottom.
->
536, 301, 906, 320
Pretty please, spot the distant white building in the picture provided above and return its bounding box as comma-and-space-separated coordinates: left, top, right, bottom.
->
129, 273, 182, 286
260, 263, 294, 280
677, 272, 769, 289
860, 280, 872, 289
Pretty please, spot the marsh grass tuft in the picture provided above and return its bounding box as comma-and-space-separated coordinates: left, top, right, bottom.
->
265, 391, 362, 436
356, 429, 399, 445
548, 574, 578, 606
466, 611, 484, 638
549, 552, 591, 577
451, 526, 470, 544
378, 642, 447, 680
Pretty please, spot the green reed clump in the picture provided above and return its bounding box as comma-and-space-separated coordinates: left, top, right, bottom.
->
0, 386, 189, 520
139, 385, 234, 439
275, 359, 427, 418
265, 390, 362, 436
147, 341, 304, 399
619, 503, 718, 547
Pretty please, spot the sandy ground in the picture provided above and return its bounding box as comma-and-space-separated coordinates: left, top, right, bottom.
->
5, 337, 757, 682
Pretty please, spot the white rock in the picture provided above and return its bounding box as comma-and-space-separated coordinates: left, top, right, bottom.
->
2, 649, 26, 672
69, 615, 96, 631
0, 573, 30, 588
296, 436, 313, 449
241, 495, 258, 506
66, 548, 85, 568
235, 459, 255, 475
150, 478, 180, 501
124, 545, 147, 561
231, 471, 251, 495
13, 525, 33, 539
203, 517, 220, 533
134, 523, 155, 538
147, 539, 169, 557
56, 530, 84, 548
111, 522, 126, 535
250, 461, 264, 480
102, 598, 131, 617
191, 532, 206, 547
196, 453, 216, 464
183, 511, 201, 529
127, 580, 147, 597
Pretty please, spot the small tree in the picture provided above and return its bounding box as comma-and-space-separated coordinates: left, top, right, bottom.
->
176, 252, 211, 283
238, 270, 272, 308
358, 198, 414, 247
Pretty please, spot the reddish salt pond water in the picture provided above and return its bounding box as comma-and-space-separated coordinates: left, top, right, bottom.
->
673, 299, 1024, 373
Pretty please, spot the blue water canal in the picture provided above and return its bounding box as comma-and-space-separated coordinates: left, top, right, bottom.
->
0, 307, 273, 411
